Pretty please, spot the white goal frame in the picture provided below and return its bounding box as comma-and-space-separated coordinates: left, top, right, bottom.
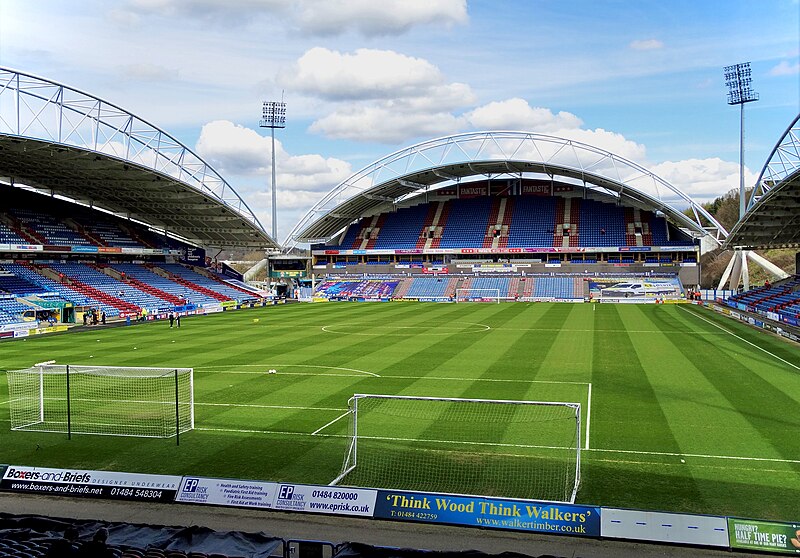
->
455, 288, 502, 303
6, 364, 194, 442
330, 394, 581, 503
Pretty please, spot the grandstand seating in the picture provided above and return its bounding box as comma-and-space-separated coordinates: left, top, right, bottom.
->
158, 264, 243, 301
458, 276, 511, 298
0, 271, 46, 296
0, 221, 30, 244
729, 276, 800, 316
48, 263, 168, 313
111, 264, 220, 306
3, 263, 117, 316
531, 277, 583, 299
403, 277, 453, 298
327, 195, 694, 251
10, 208, 93, 246
439, 198, 492, 248
372, 205, 429, 249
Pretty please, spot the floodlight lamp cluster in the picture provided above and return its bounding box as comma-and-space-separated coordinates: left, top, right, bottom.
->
260, 101, 287, 128
724, 62, 759, 105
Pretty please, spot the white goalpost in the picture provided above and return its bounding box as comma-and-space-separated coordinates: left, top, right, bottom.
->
6, 364, 194, 441
455, 288, 502, 303
330, 394, 581, 503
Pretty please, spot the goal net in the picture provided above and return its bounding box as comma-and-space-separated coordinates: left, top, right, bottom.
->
455, 288, 502, 303
6, 364, 194, 439
330, 394, 581, 503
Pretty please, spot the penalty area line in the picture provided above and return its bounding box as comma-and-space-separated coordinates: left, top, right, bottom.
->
311, 410, 351, 435
589, 447, 800, 465
585, 383, 592, 450
196, 402, 344, 412
678, 306, 800, 372
196, 426, 345, 438
395, 375, 590, 386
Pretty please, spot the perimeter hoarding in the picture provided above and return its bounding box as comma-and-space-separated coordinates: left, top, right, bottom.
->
374, 491, 600, 536
175, 478, 376, 517
728, 518, 800, 554
1, 465, 179, 502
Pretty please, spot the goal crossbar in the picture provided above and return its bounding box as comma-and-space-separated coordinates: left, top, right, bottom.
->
6, 363, 194, 442
331, 393, 581, 503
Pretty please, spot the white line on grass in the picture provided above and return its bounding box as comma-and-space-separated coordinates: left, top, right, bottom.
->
588, 447, 800, 465
196, 426, 574, 451
678, 306, 800, 371
585, 383, 592, 450
591, 457, 797, 475
0, 400, 10, 406
198, 364, 380, 378
492, 327, 724, 335
396, 375, 590, 385
197, 402, 344, 412
311, 411, 351, 435
321, 322, 491, 336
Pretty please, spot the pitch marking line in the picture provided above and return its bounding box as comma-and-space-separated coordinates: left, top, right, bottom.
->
678, 306, 800, 371
199, 364, 380, 378
321, 321, 491, 336
493, 327, 724, 335
395, 375, 589, 385
585, 383, 592, 450
592, 457, 797, 475
588, 447, 800, 465
196, 426, 800, 465
311, 411, 350, 435
197, 402, 344, 412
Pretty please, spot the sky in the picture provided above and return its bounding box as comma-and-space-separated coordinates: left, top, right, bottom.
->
1, 0, 798, 243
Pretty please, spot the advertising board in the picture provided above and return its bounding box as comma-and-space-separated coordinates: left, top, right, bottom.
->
374, 490, 600, 536
728, 518, 800, 554
1, 465, 179, 502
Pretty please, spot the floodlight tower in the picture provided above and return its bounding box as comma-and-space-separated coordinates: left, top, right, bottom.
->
725, 62, 759, 219
718, 63, 759, 292
260, 100, 286, 240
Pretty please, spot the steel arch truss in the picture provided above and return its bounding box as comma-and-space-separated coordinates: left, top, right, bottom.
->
289, 131, 727, 244
0, 67, 271, 247
748, 112, 800, 210
725, 112, 800, 249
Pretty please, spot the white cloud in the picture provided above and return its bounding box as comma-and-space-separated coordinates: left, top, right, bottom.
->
769, 60, 800, 76
558, 128, 648, 164
649, 158, 757, 203
280, 48, 445, 101
124, 0, 287, 23
464, 98, 583, 133
195, 120, 351, 192
629, 39, 664, 51
290, 48, 475, 143
121, 0, 466, 35
295, 0, 468, 36
310, 105, 464, 143
118, 63, 177, 82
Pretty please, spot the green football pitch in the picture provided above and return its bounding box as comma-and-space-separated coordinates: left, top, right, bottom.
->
0, 302, 798, 521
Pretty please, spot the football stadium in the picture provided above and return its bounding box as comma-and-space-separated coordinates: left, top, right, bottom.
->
0, 66, 799, 557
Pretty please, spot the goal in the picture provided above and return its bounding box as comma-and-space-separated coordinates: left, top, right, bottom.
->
5, 364, 194, 440
455, 288, 502, 303
330, 394, 581, 503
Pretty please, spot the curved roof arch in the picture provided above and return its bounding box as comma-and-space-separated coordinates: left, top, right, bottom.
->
289, 131, 727, 244
726, 112, 800, 249
0, 67, 276, 249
